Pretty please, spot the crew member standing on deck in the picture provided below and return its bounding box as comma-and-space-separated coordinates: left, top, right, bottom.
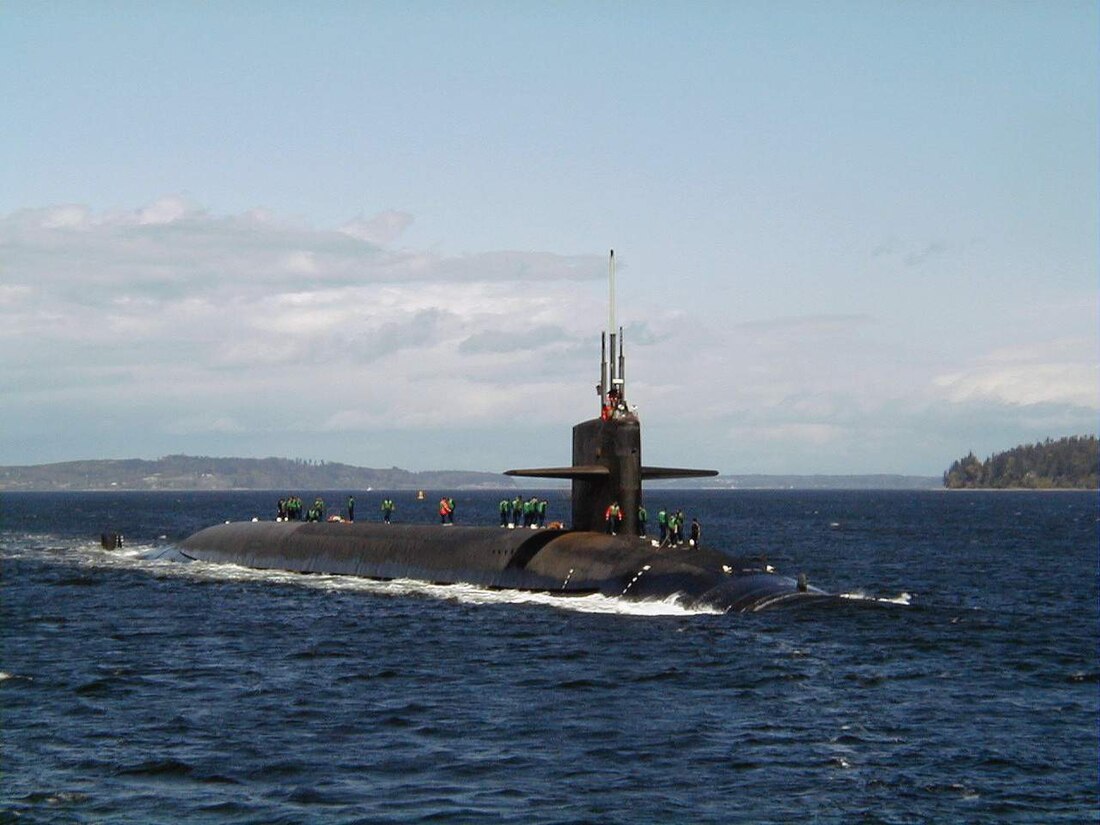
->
347, 496, 355, 522
499, 498, 510, 526
637, 504, 648, 537
690, 517, 701, 547
666, 511, 679, 545
605, 501, 622, 535
381, 498, 395, 523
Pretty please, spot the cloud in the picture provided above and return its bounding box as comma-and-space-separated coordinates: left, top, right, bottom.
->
458, 324, 570, 354
932, 339, 1099, 409
136, 195, 201, 226
1, 198, 606, 303
2, 196, 1094, 474
0, 197, 609, 460
871, 238, 971, 267
340, 211, 414, 245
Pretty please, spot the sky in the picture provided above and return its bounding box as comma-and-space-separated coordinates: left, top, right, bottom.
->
1, 1, 1096, 476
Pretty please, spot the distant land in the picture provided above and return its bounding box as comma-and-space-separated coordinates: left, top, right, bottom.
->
0, 456, 507, 492
943, 436, 1098, 489
0, 455, 941, 492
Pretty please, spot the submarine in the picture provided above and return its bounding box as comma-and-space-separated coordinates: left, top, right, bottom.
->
180, 252, 835, 613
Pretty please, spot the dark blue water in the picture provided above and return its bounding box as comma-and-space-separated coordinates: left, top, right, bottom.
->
3, 490, 1097, 823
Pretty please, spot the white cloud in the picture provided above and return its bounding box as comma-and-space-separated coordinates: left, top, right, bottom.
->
340, 211, 414, 245
39, 204, 90, 229
2, 196, 1095, 473
0, 199, 604, 299
136, 195, 199, 225
933, 340, 1099, 409
0, 198, 608, 456
0, 285, 33, 306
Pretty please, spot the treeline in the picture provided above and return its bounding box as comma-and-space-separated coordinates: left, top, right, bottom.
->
943, 436, 1099, 489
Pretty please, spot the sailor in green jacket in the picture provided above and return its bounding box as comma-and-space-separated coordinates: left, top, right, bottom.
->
666, 511, 680, 545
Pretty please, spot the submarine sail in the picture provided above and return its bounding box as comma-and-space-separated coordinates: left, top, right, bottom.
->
505, 249, 717, 534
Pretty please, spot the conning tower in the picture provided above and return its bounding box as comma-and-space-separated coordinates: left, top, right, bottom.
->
506, 250, 716, 532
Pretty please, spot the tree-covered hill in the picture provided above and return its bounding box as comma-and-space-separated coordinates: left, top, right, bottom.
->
943, 436, 1099, 489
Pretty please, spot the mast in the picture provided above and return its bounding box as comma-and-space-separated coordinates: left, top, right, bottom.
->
599, 331, 607, 408
608, 249, 616, 353
597, 251, 624, 412
608, 250, 617, 404
605, 249, 626, 406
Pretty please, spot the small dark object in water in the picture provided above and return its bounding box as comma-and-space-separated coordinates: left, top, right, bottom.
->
100, 532, 124, 550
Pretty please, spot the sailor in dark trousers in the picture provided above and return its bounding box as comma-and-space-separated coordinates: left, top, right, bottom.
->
605, 501, 622, 535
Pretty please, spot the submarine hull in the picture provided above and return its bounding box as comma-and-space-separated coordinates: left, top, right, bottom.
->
179, 521, 827, 613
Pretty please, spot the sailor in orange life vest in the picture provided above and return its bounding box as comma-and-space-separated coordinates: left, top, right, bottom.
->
601, 388, 626, 421
605, 501, 622, 535
439, 496, 455, 525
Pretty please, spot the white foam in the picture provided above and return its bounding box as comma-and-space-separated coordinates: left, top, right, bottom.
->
11, 536, 723, 618
839, 591, 912, 606
193, 562, 724, 617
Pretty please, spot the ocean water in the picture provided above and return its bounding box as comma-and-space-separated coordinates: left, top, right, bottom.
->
2, 489, 1097, 824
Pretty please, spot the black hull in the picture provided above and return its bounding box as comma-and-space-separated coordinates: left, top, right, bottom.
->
179, 521, 829, 613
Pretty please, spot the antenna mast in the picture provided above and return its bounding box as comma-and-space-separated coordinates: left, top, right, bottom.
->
608, 251, 616, 400
598, 249, 627, 414
609, 249, 616, 355
607, 250, 626, 406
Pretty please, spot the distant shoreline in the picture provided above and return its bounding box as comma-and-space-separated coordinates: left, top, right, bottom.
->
0, 456, 948, 492
943, 486, 1097, 492
4, 485, 1095, 494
